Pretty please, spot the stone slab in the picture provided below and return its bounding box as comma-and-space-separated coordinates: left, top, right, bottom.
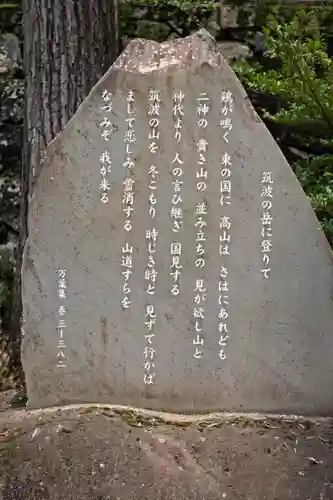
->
21, 30, 333, 414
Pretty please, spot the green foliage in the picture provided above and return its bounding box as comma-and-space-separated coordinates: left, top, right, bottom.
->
233, 7, 333, 247
135, 20, 170, 41
295, 155, 333, 246
234, 8, 333, 128
122, 0, 216, 12
119, 0, 217, 41
264, 9, 333, 129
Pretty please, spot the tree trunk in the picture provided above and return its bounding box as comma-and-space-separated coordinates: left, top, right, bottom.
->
10, 0, 119, 387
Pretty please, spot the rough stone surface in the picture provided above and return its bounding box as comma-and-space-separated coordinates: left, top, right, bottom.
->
21, 30, 333, 413
217, 41, 252, 62
1, 406, 333, 500
0, 33, 22, 76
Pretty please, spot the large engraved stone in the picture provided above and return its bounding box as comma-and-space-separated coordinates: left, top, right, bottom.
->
21, 30, 333, 414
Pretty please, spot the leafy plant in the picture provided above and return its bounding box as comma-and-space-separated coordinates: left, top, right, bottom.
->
233, 7, 333, 246
295, 155, 333, 246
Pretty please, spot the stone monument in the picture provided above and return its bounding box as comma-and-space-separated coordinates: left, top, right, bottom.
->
21, 30, 333, 414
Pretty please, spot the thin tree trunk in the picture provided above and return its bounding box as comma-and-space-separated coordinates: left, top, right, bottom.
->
11, 0, 119, 387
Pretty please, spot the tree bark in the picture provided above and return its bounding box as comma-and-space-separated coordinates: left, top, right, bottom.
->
11, 0, 119, 386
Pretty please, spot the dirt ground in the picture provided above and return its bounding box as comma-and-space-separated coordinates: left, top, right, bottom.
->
0, 395, 332, 500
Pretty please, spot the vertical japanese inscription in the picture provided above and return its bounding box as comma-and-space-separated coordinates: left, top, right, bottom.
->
102, 88, 240, 371
99, 89, 113, 204
143, 89, 161, 385
56, 269, 67, 368
260, 172, 274, 278
217, 90, 233, 361
170, 91, 185, 298
192, 92, 210, 360
121, 91, 136, 310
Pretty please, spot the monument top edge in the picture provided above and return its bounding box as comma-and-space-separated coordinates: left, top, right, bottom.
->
112, 28, 223, 74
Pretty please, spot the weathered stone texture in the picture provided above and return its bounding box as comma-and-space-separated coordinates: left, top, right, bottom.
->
21, 30, 333, 414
